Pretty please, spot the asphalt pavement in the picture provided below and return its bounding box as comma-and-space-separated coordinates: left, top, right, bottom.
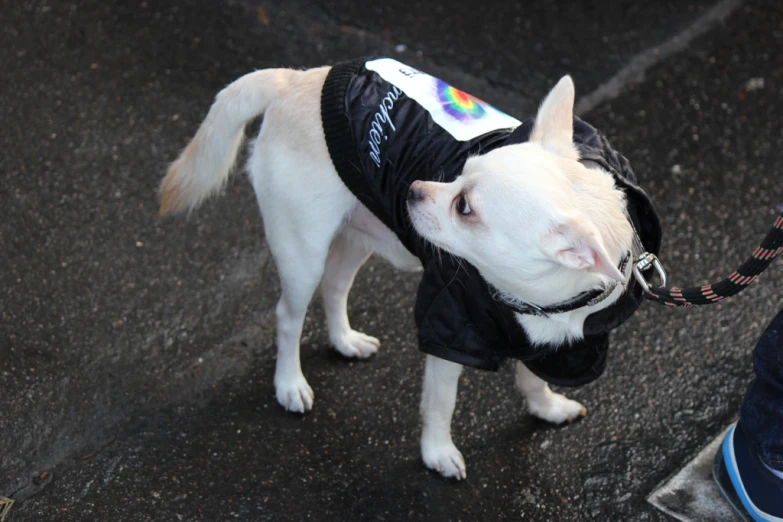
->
2, 0, 782, 520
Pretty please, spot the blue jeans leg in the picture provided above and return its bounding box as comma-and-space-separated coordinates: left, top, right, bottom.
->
739, 306, 783, 472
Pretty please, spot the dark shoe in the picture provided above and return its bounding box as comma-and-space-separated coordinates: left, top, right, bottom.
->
713, 423, 783, 522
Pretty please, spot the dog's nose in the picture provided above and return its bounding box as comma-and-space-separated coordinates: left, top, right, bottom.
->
408, 181, 425, 202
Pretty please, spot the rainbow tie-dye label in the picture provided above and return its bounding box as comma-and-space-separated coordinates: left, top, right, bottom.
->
436, 80, 487, 121
365, 58, 520, 141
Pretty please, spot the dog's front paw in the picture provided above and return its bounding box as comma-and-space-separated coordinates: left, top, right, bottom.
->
527, 393, 586, 424
331, 330, 380, 359
275, 375, 314, 413
422, 441, 467, 480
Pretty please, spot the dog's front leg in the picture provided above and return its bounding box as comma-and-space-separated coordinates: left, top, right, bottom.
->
515, 361, 586, 423
420, 355, 466, 480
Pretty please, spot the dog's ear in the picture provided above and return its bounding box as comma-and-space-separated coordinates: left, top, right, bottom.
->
541, 217, 624, 281
530, 76, 579, 160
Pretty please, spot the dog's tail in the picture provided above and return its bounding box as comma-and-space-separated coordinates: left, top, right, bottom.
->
158, 69, 298, 216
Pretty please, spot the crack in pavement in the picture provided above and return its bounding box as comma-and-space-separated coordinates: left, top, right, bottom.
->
575, 0, 745, 115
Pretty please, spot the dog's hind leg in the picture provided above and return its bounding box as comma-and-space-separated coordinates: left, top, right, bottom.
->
240, 66, 357, 412
319, 229, 379, 358
514, 361, 586, 424
268, 236, 330, 413
256, 168, 354, 414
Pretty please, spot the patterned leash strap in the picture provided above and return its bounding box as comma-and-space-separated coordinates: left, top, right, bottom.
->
634, 211, 783, 307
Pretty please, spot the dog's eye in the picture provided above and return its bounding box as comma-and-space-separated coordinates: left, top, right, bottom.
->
456, 194, 471, 216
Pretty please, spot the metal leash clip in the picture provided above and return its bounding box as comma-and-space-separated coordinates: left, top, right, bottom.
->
633, 252, 668, 293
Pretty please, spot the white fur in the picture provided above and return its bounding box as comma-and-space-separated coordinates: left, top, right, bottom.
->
159, 68, 634, 478
515, 361, 586, 423
420, 356, 466, 479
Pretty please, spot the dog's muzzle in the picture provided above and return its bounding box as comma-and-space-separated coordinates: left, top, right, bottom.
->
407, 181, 425, 202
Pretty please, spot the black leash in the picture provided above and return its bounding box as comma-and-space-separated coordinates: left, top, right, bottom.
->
496, 212, 781, 317
635, 211, 783, 307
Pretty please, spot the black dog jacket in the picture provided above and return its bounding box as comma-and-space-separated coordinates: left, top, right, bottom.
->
321, 58, 661, 386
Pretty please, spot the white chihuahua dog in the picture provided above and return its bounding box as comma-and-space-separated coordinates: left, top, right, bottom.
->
159, 59, 639, 480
